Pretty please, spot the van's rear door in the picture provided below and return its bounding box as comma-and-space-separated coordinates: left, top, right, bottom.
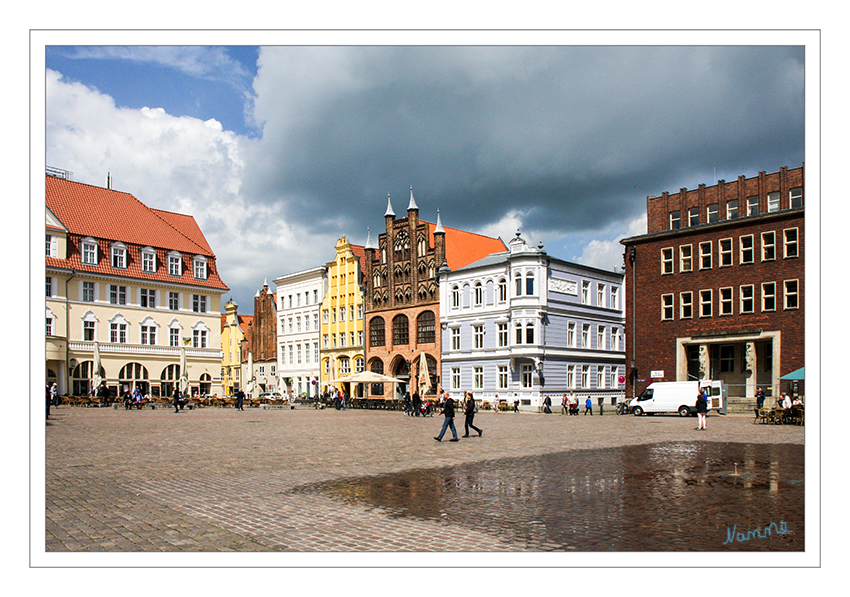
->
710, 383, 727, 414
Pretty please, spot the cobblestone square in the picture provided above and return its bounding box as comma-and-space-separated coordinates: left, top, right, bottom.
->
41, 405, 806, 563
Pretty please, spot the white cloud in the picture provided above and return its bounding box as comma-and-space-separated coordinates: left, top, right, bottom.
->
45, 68, 331, 307
573, 215, 646, 272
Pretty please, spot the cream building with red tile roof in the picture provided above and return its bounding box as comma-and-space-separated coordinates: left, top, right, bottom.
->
45, 170, 228, 400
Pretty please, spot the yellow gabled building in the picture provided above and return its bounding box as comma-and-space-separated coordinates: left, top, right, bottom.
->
320, 235, 366, 398
220, 299, 251, 397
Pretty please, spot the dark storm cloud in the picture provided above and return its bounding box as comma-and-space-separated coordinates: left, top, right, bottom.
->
244, 45, 804, 239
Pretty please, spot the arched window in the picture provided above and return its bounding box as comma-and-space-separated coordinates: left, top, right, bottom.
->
339, 356, 351, 374
160, 364, 181, 397
417, 311, 435, 344
393, 314, 409, 346
370, 358, 384, 396
516, 322, 524, 345
498, 278, 508, 302
515, 272, 523, 296
370, 316, 385, 347
119, 362, 149, 394
199, 373, 211, 396
526, 322, 535, 344
71, 360, 105, 396
474, 282, 483, 306
354, 357, 365, 373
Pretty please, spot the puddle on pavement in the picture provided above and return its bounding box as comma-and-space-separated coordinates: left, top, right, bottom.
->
291, 442, 804, 551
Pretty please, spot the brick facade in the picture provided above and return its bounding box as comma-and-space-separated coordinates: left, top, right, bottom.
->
622, 165, 804, 411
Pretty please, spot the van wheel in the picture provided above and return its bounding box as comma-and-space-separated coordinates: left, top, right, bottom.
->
632, 406, 643, 416
678, 406, 691, 417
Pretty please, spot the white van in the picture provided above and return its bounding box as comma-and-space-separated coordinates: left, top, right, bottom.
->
629, 380, 726, 416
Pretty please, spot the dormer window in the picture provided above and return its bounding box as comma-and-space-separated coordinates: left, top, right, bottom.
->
141, 247, 157, 273
81, 238, 98, 265
167, 251, 182, 276
193, 256, 208, 280
110, 242, 127, 269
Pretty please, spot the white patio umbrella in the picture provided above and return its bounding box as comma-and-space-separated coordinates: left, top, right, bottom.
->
91, 341, 103, 390
418, 351, 432, 396
179, 344, 189, 395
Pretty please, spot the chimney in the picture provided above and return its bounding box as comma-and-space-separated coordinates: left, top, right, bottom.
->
106, 172, 112, 189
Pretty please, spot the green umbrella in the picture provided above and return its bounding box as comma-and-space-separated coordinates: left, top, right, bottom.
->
780, 367, 805, 380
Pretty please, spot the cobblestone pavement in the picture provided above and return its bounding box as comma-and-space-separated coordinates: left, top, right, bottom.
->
44, 406, 804, 553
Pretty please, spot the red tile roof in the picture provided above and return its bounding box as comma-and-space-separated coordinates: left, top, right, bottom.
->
424, 221, 507, 270
46, 175, 228, 291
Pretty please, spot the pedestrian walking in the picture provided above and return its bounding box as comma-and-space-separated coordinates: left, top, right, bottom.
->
434, 392, 459, 442
543, 394, 552, 414
172, 387, 181, 413
696, 388, 708, 430
584, 396, 593, 415
235, 388, 245, 411
412, 391, 421, 417
97, 382, 110, 407
50, 382, 59, 407
462, 392, 483, 438
561, 394, 568, 415
46, 384, 51, 420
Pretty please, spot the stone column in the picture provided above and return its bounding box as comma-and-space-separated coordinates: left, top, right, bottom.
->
744, 341, 758, 401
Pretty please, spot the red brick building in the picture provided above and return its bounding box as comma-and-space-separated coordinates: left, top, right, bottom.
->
620, 165, 804, 412
362, 189, 506, 400
240, 281, 278, 396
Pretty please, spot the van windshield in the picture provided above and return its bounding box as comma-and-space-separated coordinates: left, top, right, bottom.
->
639, 389, 653, 400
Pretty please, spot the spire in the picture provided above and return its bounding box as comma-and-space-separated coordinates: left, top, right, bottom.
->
434, 209, 445, 234
365, 227, 376, 250
384, 193, 395, 218
408, 186, 418, 211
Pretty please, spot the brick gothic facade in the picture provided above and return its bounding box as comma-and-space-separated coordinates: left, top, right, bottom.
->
241, 281, 278, 395
621, 165, 804, 412
362, 189, 505, 400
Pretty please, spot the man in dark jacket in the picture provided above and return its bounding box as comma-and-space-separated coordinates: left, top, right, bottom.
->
235, 389, 245, 411
434, 392, 459, 442
173, 387, 182, 413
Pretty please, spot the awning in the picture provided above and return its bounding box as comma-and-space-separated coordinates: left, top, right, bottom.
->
780, 367, 805, 380
338, 371, 405, 384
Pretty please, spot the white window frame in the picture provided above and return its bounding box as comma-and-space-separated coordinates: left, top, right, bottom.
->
192, 294, 208, 313
497, 323, 508, 348
784, 228, 799, 258
761, 231, 776, 261
451, 367, 461, 390
679, 244, 693, 272
109, 284, 127, 306
81, 238, 98, 265
719, 238, 733, 267
767, 191, 780, 213
662, 294, 674, 321
141, 248, 156, 273
474, 367, 483, 390
699, 241, 712, 270
473, 325, 484, 349
661, 248, 674, 274
761, 282, 776, 312
110, 243, 127, 269
168, 252, 182, 276
699, 289, 713, 318
740, 285, 755, 314
784, 280, 799, 310
739, 235, 754, 264
680, 291, 693, 319
719, 287, 733, 316
498, 366, 508, 389
193, 256, 208, 280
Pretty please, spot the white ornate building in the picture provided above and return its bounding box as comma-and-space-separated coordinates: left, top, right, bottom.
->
438, 231, 626, 410
274, 266, 327, 399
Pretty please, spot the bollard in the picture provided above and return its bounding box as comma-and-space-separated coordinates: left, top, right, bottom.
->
598, 396, 604, 416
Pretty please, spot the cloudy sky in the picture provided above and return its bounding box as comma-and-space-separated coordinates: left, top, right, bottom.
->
43, 35, 806, 311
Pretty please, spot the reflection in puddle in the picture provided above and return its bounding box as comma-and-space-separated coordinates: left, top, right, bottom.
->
292, 442, 804, 551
